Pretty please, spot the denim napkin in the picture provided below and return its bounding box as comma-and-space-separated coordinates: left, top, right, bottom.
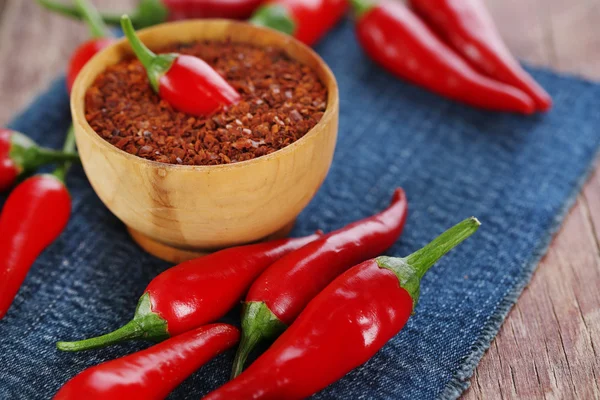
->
0, 20, 599, 400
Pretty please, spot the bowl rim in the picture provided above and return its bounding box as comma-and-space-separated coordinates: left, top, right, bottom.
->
71, 19, 339, 172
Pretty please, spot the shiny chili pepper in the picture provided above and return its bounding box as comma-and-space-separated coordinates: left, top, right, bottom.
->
121, 15, 241, 117
350, 0, 535, 114
205, 218, 480, 400
250, 0, 348, 46
37, 0, 264, 28
56, 232, 321, 352
54, 324, 239, 400
0, 128, 79, 193
231, 188, 408, 377
0, 128, 76, 320
410, 0, 552, 112
66, 0, 114, 93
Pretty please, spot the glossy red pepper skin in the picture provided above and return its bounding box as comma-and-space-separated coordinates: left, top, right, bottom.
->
231, 188, 407, 376
351, 0, 535, 114
205, 218, 480, 400
251, 0, 348, 46
0, 129, 19, 191
0, 175, 71, 319
121, 15, 241, 117
54, 324, 239, 400
165, 0, 264, 20
66, 38, 113, 93
410, 0, 552, 112
158, 55, 242, 116
56, 232, 321, 352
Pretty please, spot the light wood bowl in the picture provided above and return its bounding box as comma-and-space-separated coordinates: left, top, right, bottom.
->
71, 20, 339, 264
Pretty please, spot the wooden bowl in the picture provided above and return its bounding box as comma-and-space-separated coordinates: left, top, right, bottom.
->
71, 20, 338, 264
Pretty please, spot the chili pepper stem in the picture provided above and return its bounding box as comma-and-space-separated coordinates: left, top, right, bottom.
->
75, 0, 110, 39
35, 0, 167, 29
231, 301, 287, 379
120, 15, 176, 92
377, 217, 480, 308
52, 125, 77, 183
349, 0, 375, 17
56, 293, 169, 352
249, 5, 296, 36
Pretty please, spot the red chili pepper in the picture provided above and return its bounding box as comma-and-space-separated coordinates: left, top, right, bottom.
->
121, 15, 241, 117
410, 0, 552, 112
350, 0, 535, 114
37, 0, 264, 28
54, 324, 239, 400
66, 0, 115, 93
56, 232, 322, 352
0, 128, 76, 320
204, 218, 480, 400
250, 0, 348, 46
231, 188, 408, 377
0, 128, 79, 193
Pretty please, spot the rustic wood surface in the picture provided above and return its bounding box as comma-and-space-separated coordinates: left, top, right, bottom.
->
0, 1, 598, 399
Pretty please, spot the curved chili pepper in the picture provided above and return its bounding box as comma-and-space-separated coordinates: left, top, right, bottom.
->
0, 128, 79, 193
250, 0, 348, 46
54, 324, 239, 400
66, 0, 114, 93
37, 0, 264, 28
121, 15, 241, 117
231, 188, 408, 377
0, 128, 76, 320
56, 232, 321, 352
205, 218, 480, 400
350, 0, 535, 114
410, 0, 552, 112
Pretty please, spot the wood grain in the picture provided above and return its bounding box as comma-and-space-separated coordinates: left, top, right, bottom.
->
0, 1, 598, 399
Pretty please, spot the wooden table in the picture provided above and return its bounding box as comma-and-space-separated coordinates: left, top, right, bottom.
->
0, 1, 598, 398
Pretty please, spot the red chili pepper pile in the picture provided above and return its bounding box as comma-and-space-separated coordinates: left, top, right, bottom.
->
232, 188, 408, 377
205, 218, 480, 399
349, 0, 550, 113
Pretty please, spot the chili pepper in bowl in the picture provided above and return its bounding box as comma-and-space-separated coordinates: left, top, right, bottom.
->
37, 0, 264, 28
121, 15, 241, 116
0, 127, 77, 320
56, 232, 321, 352
205, 217, 480, 400
0, 128, 79, 193
66, 0, 115, 93
350, 0, 535, 114
249, 0, 348, 46
54, 324, 239, 400
410, 0, 552, 112
231, 188, 408, 377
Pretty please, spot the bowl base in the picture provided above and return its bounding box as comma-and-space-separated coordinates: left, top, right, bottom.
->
127, 220, 297, 264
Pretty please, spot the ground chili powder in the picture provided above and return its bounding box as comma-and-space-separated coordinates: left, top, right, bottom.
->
84, 41, 328, 166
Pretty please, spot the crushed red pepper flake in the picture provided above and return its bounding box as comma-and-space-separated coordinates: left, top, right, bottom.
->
85, 40, 328, 166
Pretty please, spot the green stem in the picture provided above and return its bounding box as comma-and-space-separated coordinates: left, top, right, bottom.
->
56, 319, 144, 352
120, 15, 176, 92
56, 293, 169, 352
36, 0, 124, 25
377, 217, 480, 309
405, 217, 481, 279
348, 0, 375, 18
75, 0, 110, 39
52, 125, 77, 182
249, 4, 296, 36
231, 301, 287, 379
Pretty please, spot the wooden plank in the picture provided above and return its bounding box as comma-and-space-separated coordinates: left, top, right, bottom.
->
463, 0, 600, 399
0, 1, 598, 400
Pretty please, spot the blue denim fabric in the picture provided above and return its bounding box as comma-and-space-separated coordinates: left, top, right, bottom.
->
1, 20, 599, 400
